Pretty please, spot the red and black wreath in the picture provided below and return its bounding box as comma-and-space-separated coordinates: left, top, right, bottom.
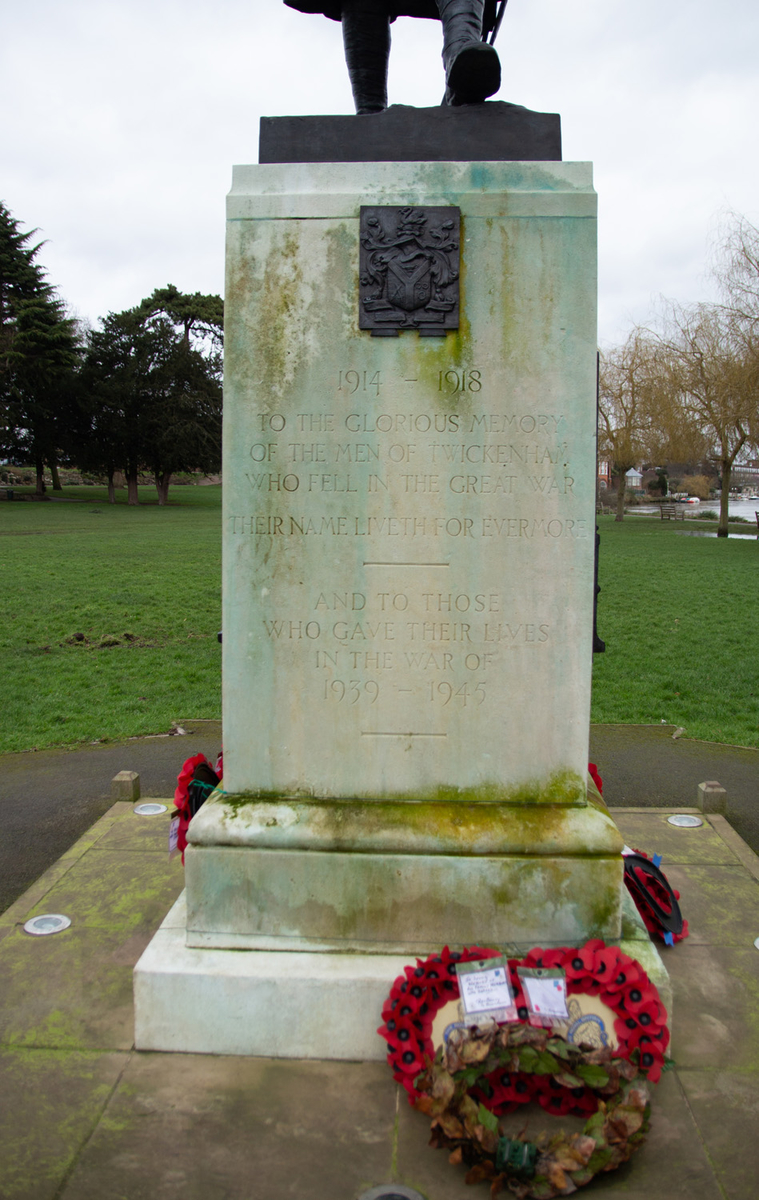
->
378, 940, 669, 1119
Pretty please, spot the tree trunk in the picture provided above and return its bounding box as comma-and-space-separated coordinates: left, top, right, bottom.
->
614, 477, 626, 522
717, 461, 731, 538
50, 461, 63, 490
126, 468, 139, 506
107, 469, 116, 505
35, 458, 46, 495
155, 472, 171, 506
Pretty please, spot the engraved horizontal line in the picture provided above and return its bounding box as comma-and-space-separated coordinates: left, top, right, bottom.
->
362, 561, 450, 568
361, 731, 447, 738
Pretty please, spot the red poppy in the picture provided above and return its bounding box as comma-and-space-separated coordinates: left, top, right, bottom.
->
590, 944, 623, 986
602, 957, 648, 996
565, 939, 606, 979
542, 947, 573, 968
621, 990, 666, 1023
588, 762, 603, 794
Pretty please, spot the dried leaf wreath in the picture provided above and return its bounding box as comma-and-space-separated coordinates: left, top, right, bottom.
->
417, 1022, 651, 1198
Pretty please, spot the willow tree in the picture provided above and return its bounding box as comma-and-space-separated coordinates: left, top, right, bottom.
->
655, 302, 757, 536
598, 331, 663, 521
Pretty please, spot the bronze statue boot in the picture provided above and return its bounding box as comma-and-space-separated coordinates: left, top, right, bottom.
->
438, 0, 501, 105
342, 0, 391, 114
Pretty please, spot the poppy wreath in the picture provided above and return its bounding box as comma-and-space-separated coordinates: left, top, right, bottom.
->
623, 850, 689, 946
378, 940, 669, 1120
416, 1022, 651, 1199
173, 751, 223, 861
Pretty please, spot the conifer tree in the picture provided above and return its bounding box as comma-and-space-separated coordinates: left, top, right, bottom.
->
0, 202, 79, 492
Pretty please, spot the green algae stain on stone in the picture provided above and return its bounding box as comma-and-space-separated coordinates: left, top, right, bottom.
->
215, 769, 587, 814
0, 1047, 127, 1198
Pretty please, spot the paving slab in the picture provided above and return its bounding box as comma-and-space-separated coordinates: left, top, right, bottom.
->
0, 1048, 129, 1200
665, 944, 759, 1073
663, 863, 759, 946
94, 805, 176, 853
59, 1055, 396, 1200
678, 1069, 759, 1200
0, 809, 184, 1052
614, 810, 741, 865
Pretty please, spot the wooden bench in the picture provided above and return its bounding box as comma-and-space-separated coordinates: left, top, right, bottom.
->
660, 503, 686, 521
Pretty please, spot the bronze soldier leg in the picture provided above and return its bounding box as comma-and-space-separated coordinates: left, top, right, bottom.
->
437, 0, 500, 105
342, 0, 391, 115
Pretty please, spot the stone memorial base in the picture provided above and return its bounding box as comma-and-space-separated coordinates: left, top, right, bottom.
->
134, 887, 671, 1058
182, 789, 624, 953
133, 149, 666, 1058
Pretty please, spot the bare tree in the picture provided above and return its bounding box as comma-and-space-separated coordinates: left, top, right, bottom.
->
712, 212, 759, 457
713, 212, 759, 331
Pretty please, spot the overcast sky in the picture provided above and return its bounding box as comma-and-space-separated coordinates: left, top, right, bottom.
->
2, 0, 758, 344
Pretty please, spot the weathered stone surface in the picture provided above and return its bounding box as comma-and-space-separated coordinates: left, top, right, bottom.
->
184, 846, 623, 952
110, 770, 140, 802
614, 811, 740, 865
188, 792, 623, 854
697, 780, 728, 814
222, 160, 598, 803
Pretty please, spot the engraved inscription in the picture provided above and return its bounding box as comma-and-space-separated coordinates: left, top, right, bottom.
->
230, 363, 586, 744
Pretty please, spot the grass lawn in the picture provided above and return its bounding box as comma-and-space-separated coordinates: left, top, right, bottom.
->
2, 492, 757, 751
591, 515, 759, 748
1, 485, 221, 753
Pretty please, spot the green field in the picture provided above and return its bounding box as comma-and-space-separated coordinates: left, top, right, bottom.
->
591, 515, 759, 747
1, 491, 757, 751
1, 486, 221, 753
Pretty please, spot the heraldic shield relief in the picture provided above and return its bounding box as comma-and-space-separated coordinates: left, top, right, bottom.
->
359, 206, 460, 336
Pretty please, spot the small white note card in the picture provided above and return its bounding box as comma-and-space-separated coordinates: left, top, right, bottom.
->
455, 957, 517, 1024
517, 967, 569, 1026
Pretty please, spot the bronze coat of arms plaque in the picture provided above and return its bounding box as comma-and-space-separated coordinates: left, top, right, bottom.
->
359, 205, 460, 336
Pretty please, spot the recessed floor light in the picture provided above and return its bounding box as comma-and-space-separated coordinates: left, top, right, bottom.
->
358, 1189, 426, 1200
667, 814, 703, 828
133, 803, 167, 816
24, 914, 71, 936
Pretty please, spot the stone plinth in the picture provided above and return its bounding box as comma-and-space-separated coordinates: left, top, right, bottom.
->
187, 158, 622, 953
134, 155, 638, 1058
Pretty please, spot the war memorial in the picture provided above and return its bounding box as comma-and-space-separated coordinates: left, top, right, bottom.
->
135, 0, 669, 1125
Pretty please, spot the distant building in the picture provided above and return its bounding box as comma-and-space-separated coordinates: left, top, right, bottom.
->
625, 467, 643, 490
732, 460, 759, 489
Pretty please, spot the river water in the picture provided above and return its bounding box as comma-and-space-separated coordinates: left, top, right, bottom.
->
630, 497, 758, 536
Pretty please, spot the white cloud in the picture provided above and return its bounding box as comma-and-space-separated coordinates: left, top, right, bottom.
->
3, 0, 758, 341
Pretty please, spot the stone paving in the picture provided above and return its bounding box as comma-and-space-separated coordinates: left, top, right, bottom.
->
1, 802, 758, 1199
